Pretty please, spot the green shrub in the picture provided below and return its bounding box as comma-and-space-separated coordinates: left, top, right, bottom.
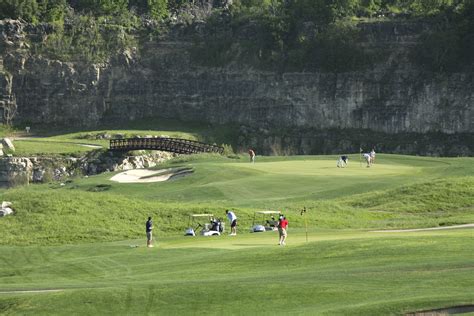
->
221, 144, 235, 156
148, 0, 168, 20
38, 12, 138, 63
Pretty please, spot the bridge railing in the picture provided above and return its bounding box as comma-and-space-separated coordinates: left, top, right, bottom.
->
109, 137, 224, 154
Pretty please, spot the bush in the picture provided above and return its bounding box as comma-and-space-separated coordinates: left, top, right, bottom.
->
148, 0, 168, 20
38, 11, 138, 63
221, 144, 235, 156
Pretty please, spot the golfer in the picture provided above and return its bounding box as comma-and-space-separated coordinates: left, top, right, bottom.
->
337, 155, 348, 168
146, 216, 154, 247
248, 149, 255, 163
278, 215, 288, 246
370, 149, 376, 164
363, 153, 372, 167
226, 210, 237, 236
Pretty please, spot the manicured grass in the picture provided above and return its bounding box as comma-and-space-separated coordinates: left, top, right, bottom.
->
0, 230, 472, 315
9, 118, 238, 156
13, 139, 102, 156
0, 153, 472, 315
0, 154, 472, 245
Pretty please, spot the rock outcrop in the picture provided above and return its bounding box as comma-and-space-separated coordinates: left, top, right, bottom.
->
1, 138, 14, 151
1, 19, 473, 155
0, 150, 175, 187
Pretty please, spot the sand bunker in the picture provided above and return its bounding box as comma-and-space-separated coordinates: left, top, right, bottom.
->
371, 223, 474, 233
110, 168, 193, 183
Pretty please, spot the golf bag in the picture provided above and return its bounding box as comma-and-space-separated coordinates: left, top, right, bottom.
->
210, 218, 224, 232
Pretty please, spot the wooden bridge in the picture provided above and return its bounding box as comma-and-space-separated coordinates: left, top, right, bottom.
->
109, 137, 224, 155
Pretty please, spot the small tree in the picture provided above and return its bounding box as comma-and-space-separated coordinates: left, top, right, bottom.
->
148, 0, 168, 20
0, 0, 39, 22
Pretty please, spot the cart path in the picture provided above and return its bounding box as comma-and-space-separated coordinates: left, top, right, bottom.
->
371, 223, 474, 233
0, 289, 65, 294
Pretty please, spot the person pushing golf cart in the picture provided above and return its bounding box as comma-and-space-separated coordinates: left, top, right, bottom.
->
184, 214, 224, 236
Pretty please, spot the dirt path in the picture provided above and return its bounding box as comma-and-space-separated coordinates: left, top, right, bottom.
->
371, 223, 474, 233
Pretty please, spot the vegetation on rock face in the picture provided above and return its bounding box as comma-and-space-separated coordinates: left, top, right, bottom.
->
1, 0, 473, 71
413, 0, 474, 72
191, 0, 474, 72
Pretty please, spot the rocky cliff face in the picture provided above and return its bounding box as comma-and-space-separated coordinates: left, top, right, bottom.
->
1, 19, 472, 155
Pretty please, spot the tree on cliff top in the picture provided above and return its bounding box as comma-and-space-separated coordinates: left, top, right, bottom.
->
0, 0, 39, 23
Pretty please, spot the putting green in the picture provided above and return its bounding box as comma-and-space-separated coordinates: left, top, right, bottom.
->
228, 159, 419, 176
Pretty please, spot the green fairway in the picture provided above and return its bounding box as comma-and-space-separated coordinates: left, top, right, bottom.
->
0, 153, 473, 315
0, 230, 473, 315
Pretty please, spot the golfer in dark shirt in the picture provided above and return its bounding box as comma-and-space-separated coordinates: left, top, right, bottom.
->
146, 217, 154, 248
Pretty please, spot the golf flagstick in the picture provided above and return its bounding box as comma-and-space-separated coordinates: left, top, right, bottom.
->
301, 207, 308, 242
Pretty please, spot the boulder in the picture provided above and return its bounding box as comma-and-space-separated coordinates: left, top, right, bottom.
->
1, 201, 12, 208
1, 138, 15, 151
0, 201, 13, 217
0, 207, 13, 217
32, 168, 45, 182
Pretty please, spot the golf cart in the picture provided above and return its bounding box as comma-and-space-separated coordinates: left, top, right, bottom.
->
185, 214, 224, 237
251, 211, 281, 233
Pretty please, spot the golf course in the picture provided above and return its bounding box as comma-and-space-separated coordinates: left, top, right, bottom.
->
0, 143, 473, 315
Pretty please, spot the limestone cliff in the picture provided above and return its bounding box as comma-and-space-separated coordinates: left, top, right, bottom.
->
0, 19, 472, 156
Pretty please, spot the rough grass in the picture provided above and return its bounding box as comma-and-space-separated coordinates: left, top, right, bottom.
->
0, 124, 13, 138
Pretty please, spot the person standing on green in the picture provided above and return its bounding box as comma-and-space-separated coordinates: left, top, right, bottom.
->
146, 217, 154, 248
278, 215, 288, 246
248, 149, 256, 163
226, 210, 238, 236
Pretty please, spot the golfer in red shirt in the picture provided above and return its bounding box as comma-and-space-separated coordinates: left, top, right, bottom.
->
278, 215, 288, 246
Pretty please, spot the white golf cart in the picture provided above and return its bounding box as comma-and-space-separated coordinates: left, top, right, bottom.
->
251, 210, 281, 233
185, 214, 224, 237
